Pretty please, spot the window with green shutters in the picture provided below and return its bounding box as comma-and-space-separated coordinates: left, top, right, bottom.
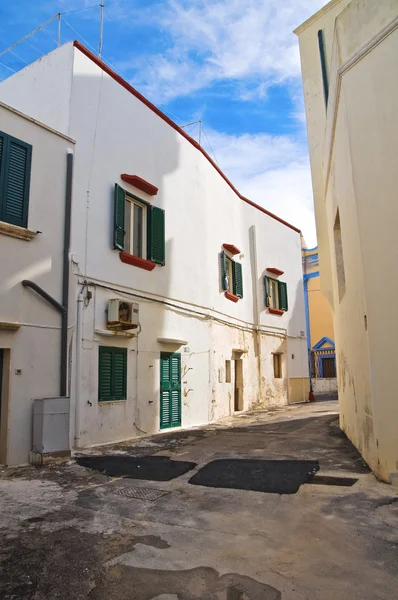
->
113, 183, 165, 265
0, 131, 32, 229
220, 251, 243, 300
264, 276, 288, 312
98, 346, 127, 402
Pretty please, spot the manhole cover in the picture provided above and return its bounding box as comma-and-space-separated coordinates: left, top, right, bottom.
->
113, 486, 170, 501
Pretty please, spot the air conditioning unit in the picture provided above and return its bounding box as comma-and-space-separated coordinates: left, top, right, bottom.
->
107, 299, 139, 331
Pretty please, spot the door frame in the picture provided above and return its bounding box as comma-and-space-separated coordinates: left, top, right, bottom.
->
0, 349, 10, 465
160, 351, 182, 429
234, 358, 244, 411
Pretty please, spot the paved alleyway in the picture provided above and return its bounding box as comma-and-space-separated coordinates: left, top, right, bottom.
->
0, 402, 397, 599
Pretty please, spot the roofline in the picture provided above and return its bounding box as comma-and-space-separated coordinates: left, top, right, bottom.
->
294, 0, 344, 36
0, 100, 76, 144
73, 41, 301, 234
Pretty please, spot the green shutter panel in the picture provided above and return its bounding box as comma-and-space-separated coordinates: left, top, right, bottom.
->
148, 206, 165, 265
98, 347, 113, 401
113, 184, 125, 250
1, 136, 32, 228
264, 276, 270, 307
220, 252, 228, 291
233, 261, 243, 299
160, 354, 171, 427
0, 133, 4, 217
278, 281, 288, 311
170, 354, 181, 426
113, 348, 127, 400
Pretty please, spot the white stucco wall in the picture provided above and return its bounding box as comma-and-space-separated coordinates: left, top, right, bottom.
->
0, 43, 309, 453
65, 46, 308, 446
0, 103, 75, 465
296, 0, 398, 481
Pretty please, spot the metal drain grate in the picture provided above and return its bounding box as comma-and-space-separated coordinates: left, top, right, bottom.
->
113, 486, 170, 501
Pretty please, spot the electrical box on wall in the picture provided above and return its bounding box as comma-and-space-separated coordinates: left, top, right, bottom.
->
107, 299, 139, 331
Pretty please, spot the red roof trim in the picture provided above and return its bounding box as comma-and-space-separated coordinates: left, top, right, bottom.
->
223, 243, 241, 256
73, 41, 301, 234
121, 174, 158, 196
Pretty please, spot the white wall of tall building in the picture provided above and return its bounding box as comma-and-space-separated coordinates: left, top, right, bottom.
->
0, 43, 309, 454
0, 103, 75, 465
296, 0, 398, 481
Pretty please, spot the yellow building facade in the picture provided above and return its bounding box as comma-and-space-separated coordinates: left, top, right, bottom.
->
295, 0, 398, 482
302, 243, 337, 395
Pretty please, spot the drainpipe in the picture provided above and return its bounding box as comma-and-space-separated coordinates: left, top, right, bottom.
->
74, 292, 84, 448
60, 150, 74, 397
22, 149, 74, 398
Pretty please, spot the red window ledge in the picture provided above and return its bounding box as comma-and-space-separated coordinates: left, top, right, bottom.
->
120, 252, 156, 271
268, 307, 285, 315
121, 174, 158, 196
223, 244, 241, 256
267, 267, 284, 276
225, 291, 239, 303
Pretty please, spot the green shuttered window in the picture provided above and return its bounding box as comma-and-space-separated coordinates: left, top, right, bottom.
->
98, 346, 127, 402
114, 183, 165, 265
220, 251, 243, 299
264, 276, 288, 312
0, 131, 32, 229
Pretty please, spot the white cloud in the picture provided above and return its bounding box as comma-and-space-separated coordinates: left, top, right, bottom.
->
120, 0, 325, 103
202, 129, 317, 246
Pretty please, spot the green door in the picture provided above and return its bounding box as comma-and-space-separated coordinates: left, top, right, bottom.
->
160, 352, 181, 429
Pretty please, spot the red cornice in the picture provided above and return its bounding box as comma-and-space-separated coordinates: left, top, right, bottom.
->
223, 244, 240, 256
73, 41, 301, 235
268, 307, 284, 315
267, 268, 284, 276
120, 252, 156, 271
121, 174, 158, 196
225, 291, 239, 303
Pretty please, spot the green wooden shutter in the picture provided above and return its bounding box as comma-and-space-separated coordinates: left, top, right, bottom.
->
264, 276, 270, 307
220, 252, 228, 291
233, 261, 243, 299
113, 184, 125, 250
98, 347, 113, 401
170, 354, 181, 427
148, 205, 165, 265
98, 346, 127, 401
0, 134, 32, 228
0, 134, 5, 215
160, 354, 171, 427
278, 281, 288, 311
113, 348, 127, 400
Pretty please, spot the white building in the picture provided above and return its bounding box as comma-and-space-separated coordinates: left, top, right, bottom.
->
0, 42, 308, 463
0, 101, 75, 466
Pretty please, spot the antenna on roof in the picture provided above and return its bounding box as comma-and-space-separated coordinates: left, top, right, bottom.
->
99, 2, 104, 58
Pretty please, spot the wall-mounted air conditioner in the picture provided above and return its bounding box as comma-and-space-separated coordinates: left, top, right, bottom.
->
107, 299, 139, 330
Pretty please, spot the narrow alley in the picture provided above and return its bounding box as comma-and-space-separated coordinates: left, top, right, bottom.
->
0, 401, 396, 599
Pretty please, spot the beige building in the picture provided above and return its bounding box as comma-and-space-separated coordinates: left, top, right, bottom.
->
295, 0, 398, 483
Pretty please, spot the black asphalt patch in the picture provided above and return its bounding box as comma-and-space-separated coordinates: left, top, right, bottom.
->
189, 459, 319, 494
311, 475, 358, 487
76, 455, 197, 481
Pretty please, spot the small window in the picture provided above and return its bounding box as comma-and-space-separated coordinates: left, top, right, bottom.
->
125, 197, 147, 258
114, 184, 165, 265
265, 277, 288, 311
98, 346, 127, 401
273, 353, 282, 379
0, 131, 32, 229
220, 251, 243, 299
225, 360, 232, 383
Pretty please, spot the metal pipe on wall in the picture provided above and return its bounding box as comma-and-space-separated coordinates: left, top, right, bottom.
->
74, 293, 84, 448
60, 150, 74, 397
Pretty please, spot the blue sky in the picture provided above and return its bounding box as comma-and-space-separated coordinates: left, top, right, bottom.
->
0, 0, 326, 245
